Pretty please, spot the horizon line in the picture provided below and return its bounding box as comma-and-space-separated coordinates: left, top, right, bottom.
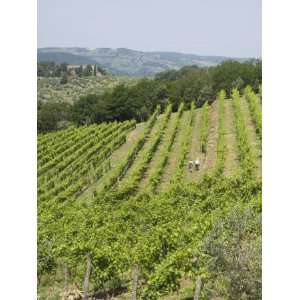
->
37, 46, 259, 60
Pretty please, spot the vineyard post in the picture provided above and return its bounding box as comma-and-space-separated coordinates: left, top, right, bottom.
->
131, 264, 139, 300
83, 253, 92, 300
63, 263, 70, 291
193, 275, 202, 300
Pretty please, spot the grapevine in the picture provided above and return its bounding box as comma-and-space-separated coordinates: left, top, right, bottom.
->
199, 101, 209, 153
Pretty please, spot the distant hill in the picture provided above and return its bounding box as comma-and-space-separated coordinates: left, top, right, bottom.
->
37, 51, 99, 65
38, 47, 250, 77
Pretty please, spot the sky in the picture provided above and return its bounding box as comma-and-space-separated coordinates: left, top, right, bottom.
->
38, 0, 261, 58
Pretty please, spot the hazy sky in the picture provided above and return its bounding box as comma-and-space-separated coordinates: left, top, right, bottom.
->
38, 0, 261, 58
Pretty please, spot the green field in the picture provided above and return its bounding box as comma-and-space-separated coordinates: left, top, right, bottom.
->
38, 87, 262, 299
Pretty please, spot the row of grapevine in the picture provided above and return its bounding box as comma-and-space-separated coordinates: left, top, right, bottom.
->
145, 103, 185, 193
38, 122, 135, 201
244, 85, 262, 140
199, 101, 209, 153
37, 124, 76, 146
214, 90, 227, 175
38, 121, 132, 180
94, 106, 161, 195
170, 102, 196, 183
110, 104, 173, 199
39, 122, 133, 195
231, 89, 256, 177
38, 124, 99, 163
38, 124, 92, 158
38, 124, 104, 167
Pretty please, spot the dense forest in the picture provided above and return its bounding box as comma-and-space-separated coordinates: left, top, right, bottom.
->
37, 60, 261, 133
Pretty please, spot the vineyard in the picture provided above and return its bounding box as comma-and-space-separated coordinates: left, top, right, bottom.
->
38, 86, 262, 300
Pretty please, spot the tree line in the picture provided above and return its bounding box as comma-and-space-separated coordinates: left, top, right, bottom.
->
38, 60, 262, 133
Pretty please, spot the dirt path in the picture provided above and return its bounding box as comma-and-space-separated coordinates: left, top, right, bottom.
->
200, 100, 219, 176
240, 96, 262, 178
184, 108, 204, 182
223, 99, 240, 177
157, 111, 190, 192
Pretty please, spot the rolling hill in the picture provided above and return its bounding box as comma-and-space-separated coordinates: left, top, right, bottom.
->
37, 47, 250, 76
37, 51, 99, 65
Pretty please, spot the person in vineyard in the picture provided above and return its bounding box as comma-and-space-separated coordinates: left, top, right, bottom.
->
195, 158, 200, 171
188, 160, 194, 173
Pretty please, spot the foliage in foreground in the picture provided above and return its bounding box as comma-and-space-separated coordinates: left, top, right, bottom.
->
38, 174, 261, 300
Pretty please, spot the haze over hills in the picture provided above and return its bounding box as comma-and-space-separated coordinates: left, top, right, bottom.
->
37, 51, 100, 66
38, 47, 250, 77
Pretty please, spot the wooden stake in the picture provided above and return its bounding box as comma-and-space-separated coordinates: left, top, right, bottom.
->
64, 263, 70, 290
131, 264, 139, 300
193, 275, 202, 300
83, 253, 92, 300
